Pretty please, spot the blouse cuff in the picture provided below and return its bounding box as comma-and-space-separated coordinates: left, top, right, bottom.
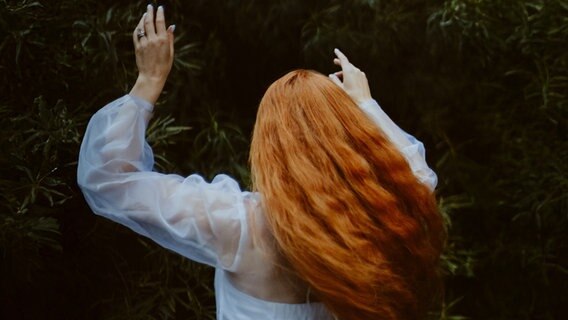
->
127, 94, 155, 113
358, 98, 382, 113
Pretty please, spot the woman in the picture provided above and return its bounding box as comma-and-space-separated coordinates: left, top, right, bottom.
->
78, 5, 445, 320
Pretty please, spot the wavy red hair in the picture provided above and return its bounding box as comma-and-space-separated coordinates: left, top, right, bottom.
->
249, 70, 446, 320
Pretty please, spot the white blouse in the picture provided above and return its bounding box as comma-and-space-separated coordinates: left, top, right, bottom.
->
77, 94, 437, 320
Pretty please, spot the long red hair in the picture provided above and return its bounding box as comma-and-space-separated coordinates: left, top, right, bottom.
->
249, 69, 445, 319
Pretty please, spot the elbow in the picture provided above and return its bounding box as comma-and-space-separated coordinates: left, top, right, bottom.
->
76, 146, 103, 193
77, 148, 87, 190
76, 160, 99, 215
418, 168, 438, 192
409, 163, 438, 192
76, 159, 93, 193
76, 159, 119, 216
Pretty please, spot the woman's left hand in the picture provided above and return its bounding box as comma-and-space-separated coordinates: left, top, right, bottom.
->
129, 5, 175, 105
329, 48, 372, 105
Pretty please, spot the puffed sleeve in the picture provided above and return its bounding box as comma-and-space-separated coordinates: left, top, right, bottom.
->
77, 95, 248, 271
358, 99, 438, 191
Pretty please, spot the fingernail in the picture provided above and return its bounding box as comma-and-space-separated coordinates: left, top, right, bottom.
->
171, 25, 176, 32
158, 5, 163, 11
334, 48, 338, 53
143, 13, 147, 17
147, 4, 152, 10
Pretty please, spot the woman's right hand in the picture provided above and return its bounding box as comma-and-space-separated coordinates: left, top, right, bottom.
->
329, 48, 372, 105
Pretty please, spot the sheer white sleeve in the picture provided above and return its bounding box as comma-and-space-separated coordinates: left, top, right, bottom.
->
77, 95, 248, 271
358, 99, 438, 191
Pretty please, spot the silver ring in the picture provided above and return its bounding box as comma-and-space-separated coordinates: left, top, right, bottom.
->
137, 30, 146, 40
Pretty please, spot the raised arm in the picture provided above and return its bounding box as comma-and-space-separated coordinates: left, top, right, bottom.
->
76, 6, 249, 271
329, 48, 438, 190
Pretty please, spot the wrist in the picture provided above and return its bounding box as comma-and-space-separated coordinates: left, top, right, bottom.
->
354, 96, 373, 106
137, 73, 167, 85
129, 74, 166, 105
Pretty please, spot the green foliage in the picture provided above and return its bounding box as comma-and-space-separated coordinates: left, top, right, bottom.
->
0, 0, 565, 319
427, 1, 567, 318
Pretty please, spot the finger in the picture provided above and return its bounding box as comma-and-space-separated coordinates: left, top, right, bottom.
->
334, 48, 350, 70
145, 4, 156, 37
132, 14, 144, 45
333, 58, 341, 66
328, 73, 343, 88
334, 48, 358, 74
167, 25, 176, 59
155, 6, 166, 36
133, 13, 147, 47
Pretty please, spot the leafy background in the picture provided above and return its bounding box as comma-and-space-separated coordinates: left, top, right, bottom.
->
0, 0, 566, 319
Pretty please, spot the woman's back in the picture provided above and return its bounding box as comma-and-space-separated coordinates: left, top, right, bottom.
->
229, 193, 311, 303
216, 192, 335, 319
